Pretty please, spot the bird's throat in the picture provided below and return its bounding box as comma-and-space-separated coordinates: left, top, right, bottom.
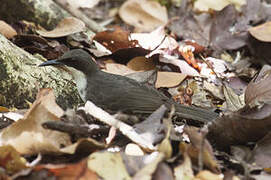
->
66, 66, 88, 102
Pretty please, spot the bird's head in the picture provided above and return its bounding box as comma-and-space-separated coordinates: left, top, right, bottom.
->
39, 49, 99, 75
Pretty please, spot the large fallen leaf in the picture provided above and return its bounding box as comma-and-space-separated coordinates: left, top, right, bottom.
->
249, 21, 271, 42
119, 0, 168, 32
155, 71, 187, 88
37, 17, 86, 38
0, 89, 71, 155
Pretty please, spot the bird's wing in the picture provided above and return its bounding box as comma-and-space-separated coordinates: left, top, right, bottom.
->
88, 71, 168, 114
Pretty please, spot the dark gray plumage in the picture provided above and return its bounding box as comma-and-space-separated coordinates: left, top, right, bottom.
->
39, 49, 218, 122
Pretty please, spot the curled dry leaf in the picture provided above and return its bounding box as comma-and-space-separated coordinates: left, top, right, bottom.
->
119, 0, 168, 32
155, 71, 187, 88
127, 56, 156, 71
0, 88, 71, 155
36, 17, 86, 38
0, 20, 17, 39
249, 21, 271, 42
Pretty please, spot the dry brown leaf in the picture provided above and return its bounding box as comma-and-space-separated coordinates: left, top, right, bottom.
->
119, 0, 168, 32
0, 89, 71, 155
155, 71, 187, 88
249, 21, 271, 42
103, 62, 136, 75
127, 56, 156, 71
0, 20, 17, 39
37, 17, 86, 38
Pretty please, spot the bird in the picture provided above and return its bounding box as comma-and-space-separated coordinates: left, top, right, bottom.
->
39, 49, 218, 123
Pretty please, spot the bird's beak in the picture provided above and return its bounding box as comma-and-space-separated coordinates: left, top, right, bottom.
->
38, 59, 64, 67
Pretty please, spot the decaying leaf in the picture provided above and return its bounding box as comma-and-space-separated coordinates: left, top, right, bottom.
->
0, 89, 71, 155
37, 17, 86, 38
119, 0, 168, 32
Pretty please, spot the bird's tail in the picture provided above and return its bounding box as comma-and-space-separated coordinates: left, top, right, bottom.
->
173, 103, 218, 123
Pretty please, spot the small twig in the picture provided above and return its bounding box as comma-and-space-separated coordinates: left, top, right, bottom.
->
81, 101, 156, 151
42, 121, 108, 137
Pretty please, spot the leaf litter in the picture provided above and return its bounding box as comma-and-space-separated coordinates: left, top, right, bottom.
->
2, 0, 271, 179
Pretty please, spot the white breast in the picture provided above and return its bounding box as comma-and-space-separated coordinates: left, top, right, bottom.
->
66, 66, 87, 102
